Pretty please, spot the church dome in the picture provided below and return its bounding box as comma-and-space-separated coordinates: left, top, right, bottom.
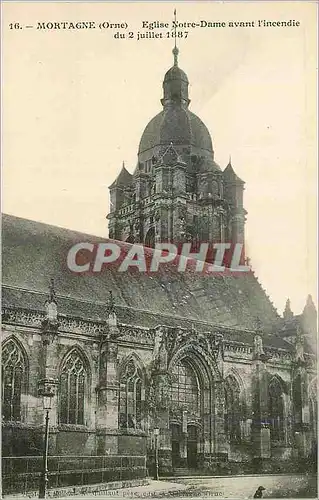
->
138, 48, 213, 155
138, 108, 213, 154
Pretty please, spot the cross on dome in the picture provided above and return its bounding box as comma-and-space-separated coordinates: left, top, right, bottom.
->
173, 9, 179, 66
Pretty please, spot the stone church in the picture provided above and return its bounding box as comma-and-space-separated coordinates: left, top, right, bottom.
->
107, 45, 245, 250
2, 47, 317, 482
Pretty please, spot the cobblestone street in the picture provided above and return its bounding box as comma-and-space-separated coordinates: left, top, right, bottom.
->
5, 474, 315, 500
100, 475, 316, 499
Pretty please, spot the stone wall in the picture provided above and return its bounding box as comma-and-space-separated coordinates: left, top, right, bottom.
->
1, 313, 317, 474
2, 455, 147, 495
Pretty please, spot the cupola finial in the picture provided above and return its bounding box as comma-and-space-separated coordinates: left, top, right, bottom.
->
172, 9, 179, 66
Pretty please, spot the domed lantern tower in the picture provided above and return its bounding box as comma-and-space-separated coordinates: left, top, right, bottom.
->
107, 46, 247, 251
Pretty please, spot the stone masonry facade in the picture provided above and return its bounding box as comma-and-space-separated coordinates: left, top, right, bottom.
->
1, 292, 317, 474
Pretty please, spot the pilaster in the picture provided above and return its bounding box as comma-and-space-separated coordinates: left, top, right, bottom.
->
39, 282, 60, 452
213, 379, 227, 456
251, 334, 271, 467
96, 294, 120, 455
292, 327, 311, 459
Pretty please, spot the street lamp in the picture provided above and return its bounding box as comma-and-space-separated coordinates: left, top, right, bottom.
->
154, 427, 160, 480
38, 379, 56, 499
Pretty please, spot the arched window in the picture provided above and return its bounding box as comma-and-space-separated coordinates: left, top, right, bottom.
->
268, 377, 284, 442
224, 375, 241, 443
119, 360, 144, 430
2, 339, 27, 422
59, 350, 86, 425
144, 227, 155, 248
171, 359, 199, 414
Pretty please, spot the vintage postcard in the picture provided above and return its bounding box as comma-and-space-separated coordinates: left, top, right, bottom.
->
1, 1, 317, 499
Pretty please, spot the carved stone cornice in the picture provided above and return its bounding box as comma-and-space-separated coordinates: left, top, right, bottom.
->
2, 307, 303, 367
2, 307, 105, 336
59, 317, 105, 336
2, 307, 45, 327
224, 342, 252, 355
117, 325, 154, 344
265, 347, 292, 362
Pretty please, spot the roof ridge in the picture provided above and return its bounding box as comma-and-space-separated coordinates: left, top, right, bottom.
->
2, 213, 109, 241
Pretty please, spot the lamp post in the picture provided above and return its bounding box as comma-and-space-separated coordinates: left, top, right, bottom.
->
154, 427, 160, 480
38, 379, 56, 499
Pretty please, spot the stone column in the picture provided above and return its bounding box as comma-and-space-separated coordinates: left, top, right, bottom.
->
39, 291, 60, 454
179, 410, 188, 467
40, 336, 59, 428
96, 340, 119, 455
292, 369, 311, 458
251, 361, 271, 458
203, 387, 213, 458
150, 372, 172, 474
149, 326, 176, 474
292, 327, 311, 460
96, 299, 120, 455
213, 379, 228, 456
251, 334, 271, 471
211, 335, 226, 457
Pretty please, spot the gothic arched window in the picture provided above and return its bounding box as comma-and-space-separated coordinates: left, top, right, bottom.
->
119, 360, 144, 430
268, 377, 284, 442
59, 350, 86, 425
224, 375, 241, 443
171, 359, 199, 414
144, 227, 155, 249
2, 339, 27, 422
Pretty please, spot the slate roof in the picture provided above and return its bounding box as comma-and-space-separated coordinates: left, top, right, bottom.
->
223, 162, 244, 184
109, 165, 133, 189
1, 213, 295, 350
138, 107, 214, 155
164, 65, 189, 84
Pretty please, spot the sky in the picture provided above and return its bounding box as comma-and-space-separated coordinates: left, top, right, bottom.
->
2, 1, 317, 316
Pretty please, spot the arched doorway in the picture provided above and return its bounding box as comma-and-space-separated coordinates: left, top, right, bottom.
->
187, 425, 198, 468
171, 423, 182, 467
170, 358, 201, 469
